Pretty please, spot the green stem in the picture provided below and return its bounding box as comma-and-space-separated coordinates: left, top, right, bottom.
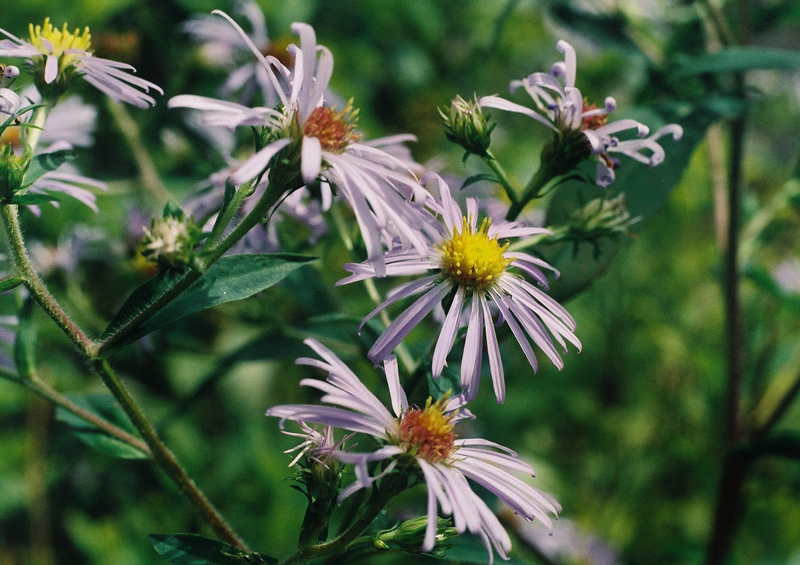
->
505, 166, 551, 221
202, 180, 253, 251
98, 181, 289, 354
105, 99, 172, 206
24, 376, 153, 457
482, 151, 519, 207
23, 105, 49, 153
90, 358, 248, 550
1, 204, 94, 353
279, 473, 407, 565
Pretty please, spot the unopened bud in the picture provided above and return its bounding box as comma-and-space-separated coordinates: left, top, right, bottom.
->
141, 212, 197, 268
373, 516, 458, 557
441, 95, 494, 158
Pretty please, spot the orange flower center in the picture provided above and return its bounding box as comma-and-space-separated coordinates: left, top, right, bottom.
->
397, 398, 456, 464
302, 104, 361, 153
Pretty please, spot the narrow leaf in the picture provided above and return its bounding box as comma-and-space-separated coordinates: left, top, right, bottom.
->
55, 394, 149, 459
141, 254, 316, 334
11, 192, 62, 206
0, 276, 23, 292
149, 534, 275, 565
460, 174, 499, 190
100, 254, 315, 350
99, 267, 191, 341
13, 298, 36, 380
22, 148, 76, 188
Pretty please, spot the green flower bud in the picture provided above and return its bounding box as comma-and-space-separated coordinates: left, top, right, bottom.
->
441, 95, 494, 158
140, 207, 199, 268
0, 145, 27, 200
373, 516, 458, 557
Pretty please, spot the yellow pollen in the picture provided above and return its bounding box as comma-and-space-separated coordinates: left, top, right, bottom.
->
439, 217, 511, 289
397, 398, 456, 464
302, 102, 361, 153
28, 18, 92, 74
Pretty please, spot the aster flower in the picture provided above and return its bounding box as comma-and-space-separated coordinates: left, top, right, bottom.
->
267, 339, 560, 563
340, 174, 580, 402
183, 0, 287, 106
0, 18, 162, 107
479, 40, 682, 186
169, 14, 434, 273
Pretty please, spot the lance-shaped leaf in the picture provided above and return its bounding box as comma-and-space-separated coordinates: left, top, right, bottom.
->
100, 254, 316, 351
149, 534, 275, 565
22, 147, 76, 188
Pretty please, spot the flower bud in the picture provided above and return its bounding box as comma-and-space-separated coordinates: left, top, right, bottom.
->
0, 145, 27, 200
140, 207, 198, 268
441, 95, 494, 158
373, 516, 458, 557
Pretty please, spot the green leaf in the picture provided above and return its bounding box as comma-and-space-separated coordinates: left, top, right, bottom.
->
674, 47, 800, 76
149, 534, 275, 565
101, 254, 316, 349
612, 108, 713, 222
22, 148, 75, 188
55, 394, 149, 460
460, 174, 498, 190
142, 252, 315, 332
0, 276, 23, 292
10, 192, 62, 206
99, 267, 191, 341
13, 298, 37, 380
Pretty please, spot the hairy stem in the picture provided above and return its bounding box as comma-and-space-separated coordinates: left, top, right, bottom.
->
1, 204, 94, 353
106, 99, 173, 206
90, 358, 248, 550
24, 376, 152, 458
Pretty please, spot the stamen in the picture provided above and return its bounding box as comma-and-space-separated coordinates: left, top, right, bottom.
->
439, 217, 511, 289
397, 397, 456, 464
301, 101, 361, 153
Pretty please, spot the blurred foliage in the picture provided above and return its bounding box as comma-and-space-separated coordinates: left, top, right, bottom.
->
0, 0, 799, 565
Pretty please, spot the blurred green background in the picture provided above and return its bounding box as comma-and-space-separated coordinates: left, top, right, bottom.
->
1, 1, 800, 564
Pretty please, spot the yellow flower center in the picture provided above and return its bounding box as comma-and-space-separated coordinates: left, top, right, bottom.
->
580, 99, 608, 131
439, 217, 511, 289
302, 102, 361, 153
397, 398, 456, 464
28, 18, 92, 73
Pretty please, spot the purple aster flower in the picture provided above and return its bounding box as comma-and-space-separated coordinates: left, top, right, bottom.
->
0, 18, 162, 108
267, 339, 560, 563
339, 174, 580, 402
169, 14, 434, 274
479, 40, 682, 186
